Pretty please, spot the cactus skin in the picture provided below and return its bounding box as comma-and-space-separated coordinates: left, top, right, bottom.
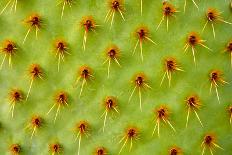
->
0, 0, 231, 155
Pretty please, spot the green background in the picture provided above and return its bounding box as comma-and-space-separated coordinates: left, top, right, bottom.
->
0, 0, 231, 154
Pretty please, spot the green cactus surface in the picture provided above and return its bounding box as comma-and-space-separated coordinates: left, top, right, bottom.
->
0, 0, 232, 155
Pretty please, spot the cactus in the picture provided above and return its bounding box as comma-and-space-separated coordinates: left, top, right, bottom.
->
0, 0, 231, 155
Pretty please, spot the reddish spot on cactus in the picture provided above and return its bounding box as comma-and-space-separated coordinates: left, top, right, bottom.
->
201, 134, 224, 155
157, 107, 169, 119
54, 39, 70, 72
207, 9, 219, 22
104, 45, 121, 78
81, 16, 98, 51
28, 15, 41, 27
101, 96, 119, 132
169, 146, 182, 155
77, 121, 89, 134
160, 57, 183, 87
184, 32, 212, 65
59, 0, 73, 19
165, 59, 179, 72
105, 0, 125, 28
9, 89, 23, 118
156, 2, 178, 31
80, 66, 92, 79
31, 116, 42, 128
163, 2, 176, 16
137, 28, 147, 41
49, 143, 62, 155
47, 91, 68, 123
0, 40, 17, 69
104, 96, 118, 111
186, 95, 201, 110
119, 127, 139, 154
23, 14, 42, 44
209, 70, 228, 104
112, 0, 120, 10
225, 40, 232, 68
10, 144, 21, 155
152, 105, 176, 137
0, 0, 18, 15
226, 41, 232, 51
128, 73, 151, 111
26, 115, 42, 139
26, 64, 43, 100
74, 66, 93, 97
74, 121, 90, 155
127, 128, 137, 139
108, 48, 117, 59
95, 147, 107, 155
83, 19, 95, 32
29, 64, 43, 79
133, 26, 156, 61
202, 8, 232, 38
185, 95, 203, 128
55, 92, 68, 105
228, 105, 232, 124
9, 89, 23, 103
